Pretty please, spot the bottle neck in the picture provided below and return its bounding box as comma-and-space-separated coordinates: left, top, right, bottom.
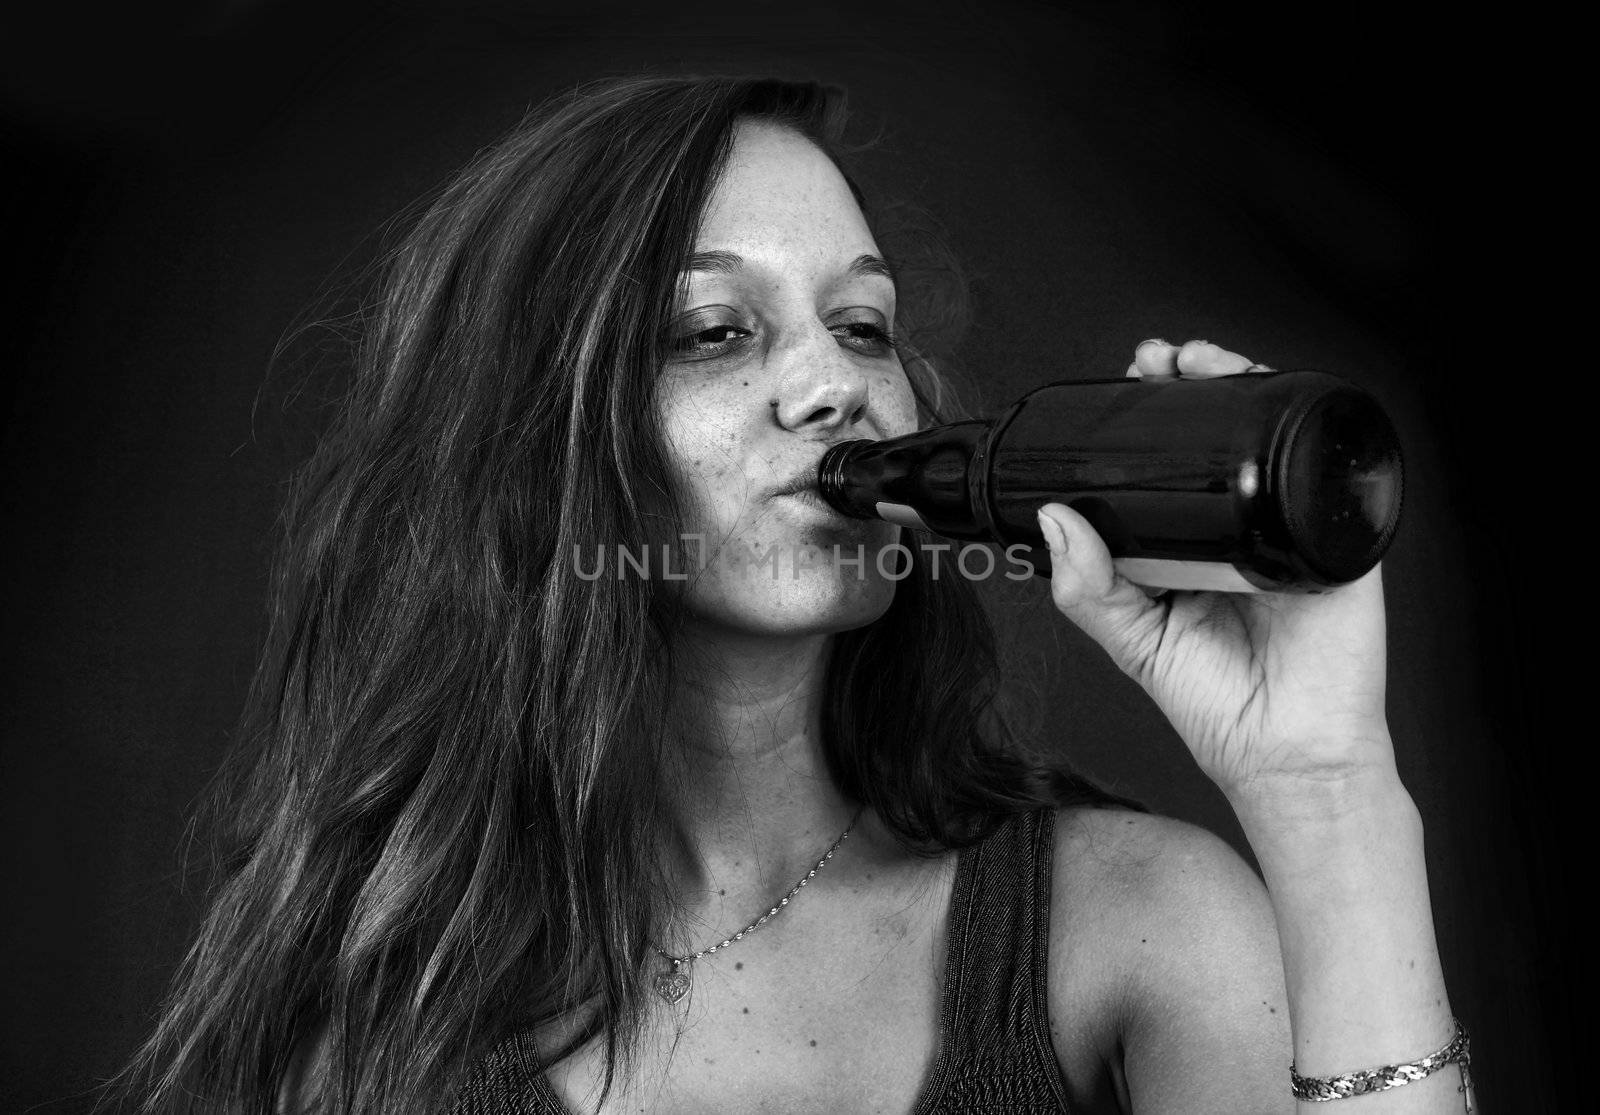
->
817, 420, 992, 539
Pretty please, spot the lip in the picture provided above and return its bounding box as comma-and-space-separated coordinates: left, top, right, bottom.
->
777, 486, 833, 511
767, 465, 827, 501
768, 466, 842, 517
771, 479, 821, 500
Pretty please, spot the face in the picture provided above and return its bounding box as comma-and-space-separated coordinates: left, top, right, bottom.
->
655, 119, 918, 638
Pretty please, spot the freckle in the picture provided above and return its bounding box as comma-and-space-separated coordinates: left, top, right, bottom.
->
1269, 1007, 1276, 1013
742, 1007, 749, 1014
719, 889, 725, 896
735, 962, 743, 970
809, 1039, 817, 1047
1140, 939, 1147, 944
703, 1057, 714, 1064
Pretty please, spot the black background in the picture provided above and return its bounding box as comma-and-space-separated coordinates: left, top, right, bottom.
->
2, 2, 1563, 1111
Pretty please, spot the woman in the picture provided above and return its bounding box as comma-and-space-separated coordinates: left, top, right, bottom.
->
118, 75, 1470, 1113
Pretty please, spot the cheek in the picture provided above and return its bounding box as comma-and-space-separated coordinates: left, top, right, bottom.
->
876, 368, 920, 436
657, 379, 758, 519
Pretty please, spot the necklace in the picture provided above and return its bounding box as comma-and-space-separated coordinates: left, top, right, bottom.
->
651, 806, 865, 1005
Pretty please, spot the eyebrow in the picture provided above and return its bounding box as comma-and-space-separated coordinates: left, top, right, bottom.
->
684, 249, 897, 284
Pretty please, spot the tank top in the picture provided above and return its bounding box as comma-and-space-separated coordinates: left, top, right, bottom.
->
449, 807, 1071, 1113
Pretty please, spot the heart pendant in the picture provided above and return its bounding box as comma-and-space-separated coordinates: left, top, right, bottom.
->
654, 969, 691, 1004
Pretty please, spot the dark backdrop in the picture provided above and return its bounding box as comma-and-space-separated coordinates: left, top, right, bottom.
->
2, 2, 1562, 1111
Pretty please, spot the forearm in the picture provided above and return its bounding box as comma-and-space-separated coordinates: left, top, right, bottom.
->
1227, 761, 1473, 1113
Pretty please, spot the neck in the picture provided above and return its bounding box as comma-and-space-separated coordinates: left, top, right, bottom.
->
661, 623, 860, 937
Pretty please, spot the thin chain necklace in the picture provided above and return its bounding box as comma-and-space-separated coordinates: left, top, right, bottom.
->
651, 806, 865, 1005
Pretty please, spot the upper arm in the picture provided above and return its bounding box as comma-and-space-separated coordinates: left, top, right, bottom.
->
1049, 807, 1294, 1115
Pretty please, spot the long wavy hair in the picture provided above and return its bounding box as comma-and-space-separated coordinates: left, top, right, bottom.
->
113, 74, 1131, 1114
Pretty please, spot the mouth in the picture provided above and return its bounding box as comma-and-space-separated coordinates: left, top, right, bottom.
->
768, 467, 844, 516
779, 488, 831, 512
771, 479, 818, 499
768, 464, 825, 501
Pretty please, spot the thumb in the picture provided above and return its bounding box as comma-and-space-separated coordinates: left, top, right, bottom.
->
1036, 503, 1169, 680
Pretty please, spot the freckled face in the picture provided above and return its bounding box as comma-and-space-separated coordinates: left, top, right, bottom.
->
657, 119, 918, 637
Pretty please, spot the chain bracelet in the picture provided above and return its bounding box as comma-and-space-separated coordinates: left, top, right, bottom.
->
1291, 1018, 1472, 1108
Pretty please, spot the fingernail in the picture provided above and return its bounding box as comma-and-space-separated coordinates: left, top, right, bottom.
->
1037, 510, 1067, 554
1136, 338, 1169, 350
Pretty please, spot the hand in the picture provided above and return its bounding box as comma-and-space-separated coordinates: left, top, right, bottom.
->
1038, 339, 1396, 800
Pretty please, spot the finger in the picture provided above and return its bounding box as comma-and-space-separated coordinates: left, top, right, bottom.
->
1037, 503, 1168, 680
1175, 339, 1256, 378
1131, 338, 1180, 379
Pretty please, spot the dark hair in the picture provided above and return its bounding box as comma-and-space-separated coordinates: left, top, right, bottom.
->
112, 74, 1130, 1114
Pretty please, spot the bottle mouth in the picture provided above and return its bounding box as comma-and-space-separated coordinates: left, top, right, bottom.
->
817, 439, 875, 518
1276, 385, 1404, 583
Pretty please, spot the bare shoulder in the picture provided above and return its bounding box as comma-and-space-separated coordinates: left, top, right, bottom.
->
1052, 805, 1271, 917
1048, 805, 1284, 999
1047, 806, 1292, 1112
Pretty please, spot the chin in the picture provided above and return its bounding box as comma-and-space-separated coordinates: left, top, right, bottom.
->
681, 562, 899, 639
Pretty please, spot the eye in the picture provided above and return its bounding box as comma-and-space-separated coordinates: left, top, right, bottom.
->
666, 317, 754, 359
831, 319, 900, 357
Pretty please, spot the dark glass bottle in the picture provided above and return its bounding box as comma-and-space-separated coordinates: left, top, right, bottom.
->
817, 371, 1403, 592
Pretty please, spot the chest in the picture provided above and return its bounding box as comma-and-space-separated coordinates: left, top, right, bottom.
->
525, 825, 1130, 1114
543, 874, 950, 1114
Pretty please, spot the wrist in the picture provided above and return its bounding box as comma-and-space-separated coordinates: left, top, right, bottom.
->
1224, 734, 1406, 823
1225, 760, 1421, 873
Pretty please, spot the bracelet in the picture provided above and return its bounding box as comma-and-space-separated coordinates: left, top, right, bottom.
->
1290, 1018, 1473, 1108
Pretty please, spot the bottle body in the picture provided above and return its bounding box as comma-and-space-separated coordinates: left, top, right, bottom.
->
817, 371, 1403, 592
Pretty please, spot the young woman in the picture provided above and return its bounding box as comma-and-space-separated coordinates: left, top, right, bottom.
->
118, 75, 1471, 1113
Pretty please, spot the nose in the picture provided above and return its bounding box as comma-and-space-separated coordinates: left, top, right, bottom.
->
770, 325, 871, 435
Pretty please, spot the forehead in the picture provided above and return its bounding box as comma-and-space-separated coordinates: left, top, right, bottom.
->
693, 119, 877, 257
